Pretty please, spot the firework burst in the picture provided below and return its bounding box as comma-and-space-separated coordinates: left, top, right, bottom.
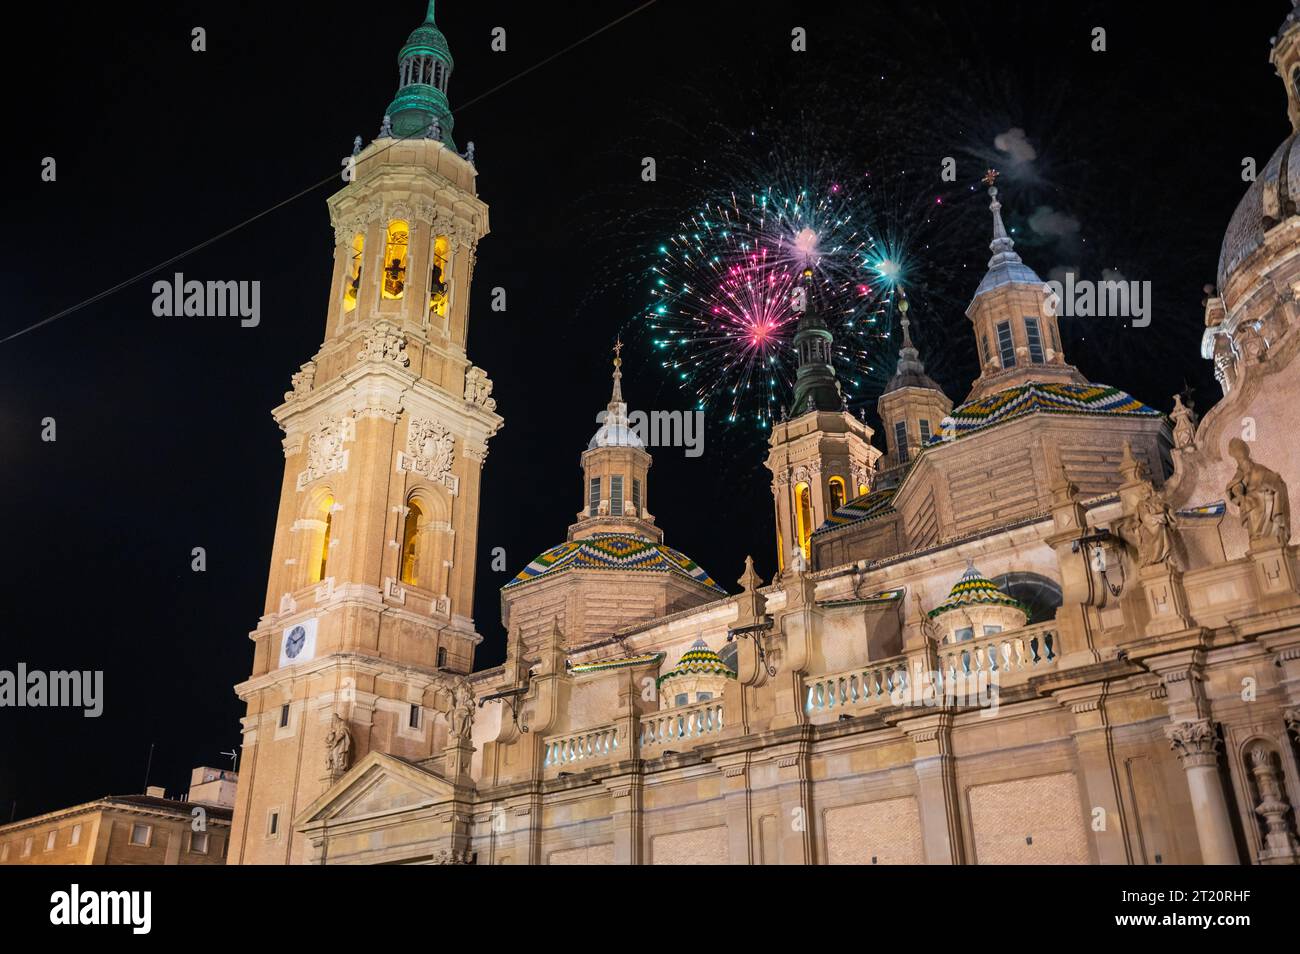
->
646, 182, 900, 430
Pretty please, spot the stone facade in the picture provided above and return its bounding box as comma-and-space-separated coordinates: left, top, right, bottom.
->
229, 8, 1300, 866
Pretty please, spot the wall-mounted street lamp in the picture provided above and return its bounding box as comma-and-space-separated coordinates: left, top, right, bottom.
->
478, 686, 530, 734
1072, 528, 1125, 597
726, 620, 778, 677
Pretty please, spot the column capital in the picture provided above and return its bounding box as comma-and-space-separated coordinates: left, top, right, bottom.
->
1165, 718, 1221, 769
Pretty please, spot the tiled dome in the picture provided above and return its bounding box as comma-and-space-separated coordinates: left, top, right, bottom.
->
657, 639, 736, 687
504, 533, 725, 593
1217, 134, 1300, 300
928, 564, 1028, 619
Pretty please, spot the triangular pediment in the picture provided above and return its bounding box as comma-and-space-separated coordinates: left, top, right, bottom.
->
296, 751, 456, 829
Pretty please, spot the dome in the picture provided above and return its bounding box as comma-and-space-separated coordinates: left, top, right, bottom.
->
588, 409, 645, 449
940, 381, 1161, 442
1217, 133, 1300, 297
399, 22, 453, 65
928, 564, 1029, 620
504, 533, 725, 593
398, 4, 453, 66
657, 638, 736, 687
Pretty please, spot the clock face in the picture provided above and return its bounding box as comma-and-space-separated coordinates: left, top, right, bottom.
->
279, 619, 316, 668
285, 625, 307, 659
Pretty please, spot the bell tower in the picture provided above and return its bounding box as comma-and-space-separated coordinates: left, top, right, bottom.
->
228, 4, 502, 864
766, 269, 880, 572
1271, 2, 1300, 133
964, 170, 1086, 402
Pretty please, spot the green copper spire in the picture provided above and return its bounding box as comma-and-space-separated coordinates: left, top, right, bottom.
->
789, 268, 844, 416
382, 1, 456, 147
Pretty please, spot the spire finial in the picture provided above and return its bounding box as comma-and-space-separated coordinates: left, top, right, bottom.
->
898, 296, 913, 350
609, 337, 625, 407
982, 168, 1014, 253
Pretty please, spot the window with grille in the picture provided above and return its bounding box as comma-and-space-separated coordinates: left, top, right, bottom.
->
588, 477, 600, 516
1024, 317, 1045, 363
610, 475, 624, 516
894, 421, 909, 462
996, 321, 1016, 368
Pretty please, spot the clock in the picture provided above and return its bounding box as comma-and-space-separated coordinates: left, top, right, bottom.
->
279, 618, 318, 668
285, 625, 307, 659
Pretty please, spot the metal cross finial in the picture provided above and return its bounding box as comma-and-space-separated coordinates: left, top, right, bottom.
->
981, 168, 1000, 189
613, 337, 624, 365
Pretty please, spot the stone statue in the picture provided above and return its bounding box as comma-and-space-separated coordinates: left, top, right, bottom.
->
446, 676, 475, 745
352, 135, 362, 157
378, 114, 393, 139
789, 544, 809, 574
325, 714, 353, 776
1170, 394, 1197, 450
465, 141, 476, 164
1225, 438, 1291, 547
1130, 483, 1179, 569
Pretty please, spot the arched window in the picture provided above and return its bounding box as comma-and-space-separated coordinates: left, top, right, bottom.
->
400, 500, 423, 586
429, 235, 450, 316
828, 476, 846, 513
343, 232, 364, 312
382, 220, 409, 300
794, 482, 813, 558
308, 494, 336, 584
991, 571, 1063, 624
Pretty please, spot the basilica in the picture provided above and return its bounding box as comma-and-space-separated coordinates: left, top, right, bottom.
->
224, 3, 1300, 864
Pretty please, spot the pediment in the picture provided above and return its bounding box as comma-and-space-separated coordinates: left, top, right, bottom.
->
296, 751, 456, 828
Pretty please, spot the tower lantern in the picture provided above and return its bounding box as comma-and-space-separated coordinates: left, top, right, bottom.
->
384, 1, 457, 145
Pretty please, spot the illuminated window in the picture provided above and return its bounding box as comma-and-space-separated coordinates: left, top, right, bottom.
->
309, 495, 335, 584
632, 478, 642, 515
400, 499, 423, 586
776, 524, 785, 572
610, 475, 624, 516
996, 321, 1016, 368
828, 476, 846, 512
429, 235, 450, 316
1024, 317, 1045, 363
343, 233, 363, 312
588, 477, 600, 516
858, 482, 869, 497
382, 221, 409, 299
894, 421, 909, 463
795, 483, 813, 558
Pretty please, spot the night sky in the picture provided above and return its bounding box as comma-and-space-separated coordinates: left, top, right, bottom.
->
1, 1, 1287, 819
